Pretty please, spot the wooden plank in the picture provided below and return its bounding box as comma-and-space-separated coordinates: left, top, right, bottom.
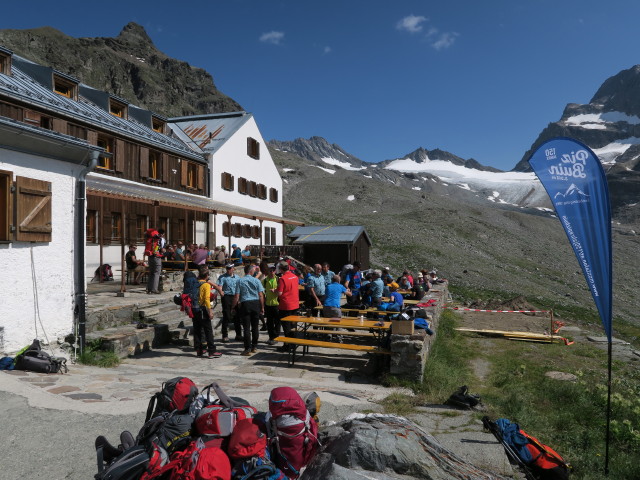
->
282, 315, 390, 330
274, 336, 390, 354
305, 329, 375, 338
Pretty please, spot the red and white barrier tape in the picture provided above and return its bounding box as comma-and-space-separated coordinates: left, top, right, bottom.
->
446, 307, 551, 313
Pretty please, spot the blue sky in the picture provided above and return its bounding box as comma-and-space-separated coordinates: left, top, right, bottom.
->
3, 1, 640, 170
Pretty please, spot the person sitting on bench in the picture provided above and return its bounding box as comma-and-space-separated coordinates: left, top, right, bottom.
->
125, 245, 146, 284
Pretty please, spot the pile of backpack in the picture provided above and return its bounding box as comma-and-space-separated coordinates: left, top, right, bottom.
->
94, 377, 321, 480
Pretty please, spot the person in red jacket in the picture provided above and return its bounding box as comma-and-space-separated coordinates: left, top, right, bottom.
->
276, 260, 299, 352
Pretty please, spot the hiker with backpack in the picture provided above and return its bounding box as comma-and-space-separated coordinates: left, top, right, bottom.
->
193, 266, 222, 359
144, 227, 165, 294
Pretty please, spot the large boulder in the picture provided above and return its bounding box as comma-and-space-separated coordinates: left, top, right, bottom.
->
301, 414, 508, 480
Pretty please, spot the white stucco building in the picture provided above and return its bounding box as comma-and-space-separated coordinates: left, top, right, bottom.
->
0, 118, 101, 352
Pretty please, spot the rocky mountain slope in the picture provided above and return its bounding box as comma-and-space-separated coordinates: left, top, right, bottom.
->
514, 64, 640, 221
272, 144, 640, 328
0, 23, 242, 117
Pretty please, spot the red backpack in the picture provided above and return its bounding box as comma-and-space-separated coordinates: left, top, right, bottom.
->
266, 387, 320, 479
144, 228, 160, 257
142, 437, 232, 480
146, 377, 199, 422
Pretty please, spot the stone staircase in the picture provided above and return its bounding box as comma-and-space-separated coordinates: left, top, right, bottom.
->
86, 299, 209, 358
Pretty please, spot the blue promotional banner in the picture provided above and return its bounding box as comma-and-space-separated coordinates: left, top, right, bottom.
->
528, 137, 612, 340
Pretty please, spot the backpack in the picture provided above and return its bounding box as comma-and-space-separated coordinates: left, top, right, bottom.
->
144, 228, 160, 257
0, 356, 15, 370
231, 451, 287, 480
484, 417, 570, 480
146, 377, 199, 422
94, 264, 114, 282
265, 387, 320, 479
14, 339, 68, 374
194, 383, 257, 448
182, 272, 201, 314
95, 444, 150, 480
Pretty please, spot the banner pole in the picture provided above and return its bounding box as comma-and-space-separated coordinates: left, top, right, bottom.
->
604, 340, 612, 475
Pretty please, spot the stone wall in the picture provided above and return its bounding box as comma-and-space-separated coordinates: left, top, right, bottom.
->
388, 282, 448, 381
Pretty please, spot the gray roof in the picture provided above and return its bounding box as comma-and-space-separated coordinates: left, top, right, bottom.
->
0, 55, 206, 163
168, 112, 252, 155
288, 225, 371, 245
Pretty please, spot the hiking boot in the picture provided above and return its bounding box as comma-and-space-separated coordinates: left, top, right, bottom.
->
208, 352, 222, 359
196, 350, 204, 358
251, 347, 257, 353
234, 336, 243, 342
221, 337, 230, 343
241, 350, 251, 356
267, 339, 277, 346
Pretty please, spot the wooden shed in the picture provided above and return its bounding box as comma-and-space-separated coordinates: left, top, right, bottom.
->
288, 225, 371, 270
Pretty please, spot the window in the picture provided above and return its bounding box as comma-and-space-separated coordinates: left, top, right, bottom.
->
187, 162, 197, 189
0, 170, 12, 242
136, 215, 147, 242
86, 210, 97, 243
109, 99, 127, 119
264, 226, 277, 246
152, 117, 165, 133
149, 151, 160, 180
111, 212, 122, 242
221, 172, 234, 191
257, 184, 267, 200
269, 188, 278, 203
247, 137, 260, 159
22, 109, 53, 130
238, 177, 248, 195
0, 50, 11, 75
53, 74, 78, 100
96, 136, 114, 170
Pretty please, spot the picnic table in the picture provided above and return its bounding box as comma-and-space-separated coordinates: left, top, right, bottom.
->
276, 315, 391, 366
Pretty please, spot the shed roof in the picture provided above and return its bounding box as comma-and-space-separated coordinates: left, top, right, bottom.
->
0, 55, 206, 163
168, 112, 251, 155
288, 225, 371, 245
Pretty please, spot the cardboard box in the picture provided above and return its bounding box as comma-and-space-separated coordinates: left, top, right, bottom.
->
392, 320, 414, 335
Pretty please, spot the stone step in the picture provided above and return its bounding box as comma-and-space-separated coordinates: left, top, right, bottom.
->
86, 323, 170, 358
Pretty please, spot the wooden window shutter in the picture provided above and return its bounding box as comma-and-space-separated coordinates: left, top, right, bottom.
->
15, 176, 52, 242
181, 160, 188, 187
222, 221, 230, 237
197, 164, 204, 190
115, 139, 125, 173
101, 211, 112, 246
126, 215, 136, 245
87, 130, 98, 146
140, 147, 149, 178
52, 118, 67, 135
162, 153, 169, 182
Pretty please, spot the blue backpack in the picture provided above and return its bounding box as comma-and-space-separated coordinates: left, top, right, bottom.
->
183, 271, 201, 311
0, 356, 15, 370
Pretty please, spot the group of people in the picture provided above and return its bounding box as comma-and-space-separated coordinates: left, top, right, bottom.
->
181, 257, 445, 359
181, 259, 301, 358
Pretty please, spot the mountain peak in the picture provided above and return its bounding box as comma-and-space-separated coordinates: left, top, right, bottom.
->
117, 22, 154, 46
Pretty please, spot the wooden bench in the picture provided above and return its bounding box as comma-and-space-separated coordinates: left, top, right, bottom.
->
303, 329, 375, 338
274, 336, 390, 366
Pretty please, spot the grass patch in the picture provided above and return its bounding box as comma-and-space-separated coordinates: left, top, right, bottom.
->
381, 309, 472, 414
481, 340, 640, 479
77, 340, 121, 368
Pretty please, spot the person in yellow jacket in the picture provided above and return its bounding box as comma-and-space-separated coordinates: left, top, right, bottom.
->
195, 266, 222, 358
262, 265, 280, 345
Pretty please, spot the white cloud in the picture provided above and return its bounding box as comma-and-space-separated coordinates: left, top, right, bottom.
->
260, 31, 285, 45
396, 15, 427, 34
431, 32, 459, 50
323, 46, 332, 54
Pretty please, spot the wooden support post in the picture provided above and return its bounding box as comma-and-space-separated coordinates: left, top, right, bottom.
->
99, 197, 104, 283
120, 200, 126, 294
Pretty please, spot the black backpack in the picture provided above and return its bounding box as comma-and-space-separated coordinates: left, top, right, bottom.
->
14, 339, 67, 374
